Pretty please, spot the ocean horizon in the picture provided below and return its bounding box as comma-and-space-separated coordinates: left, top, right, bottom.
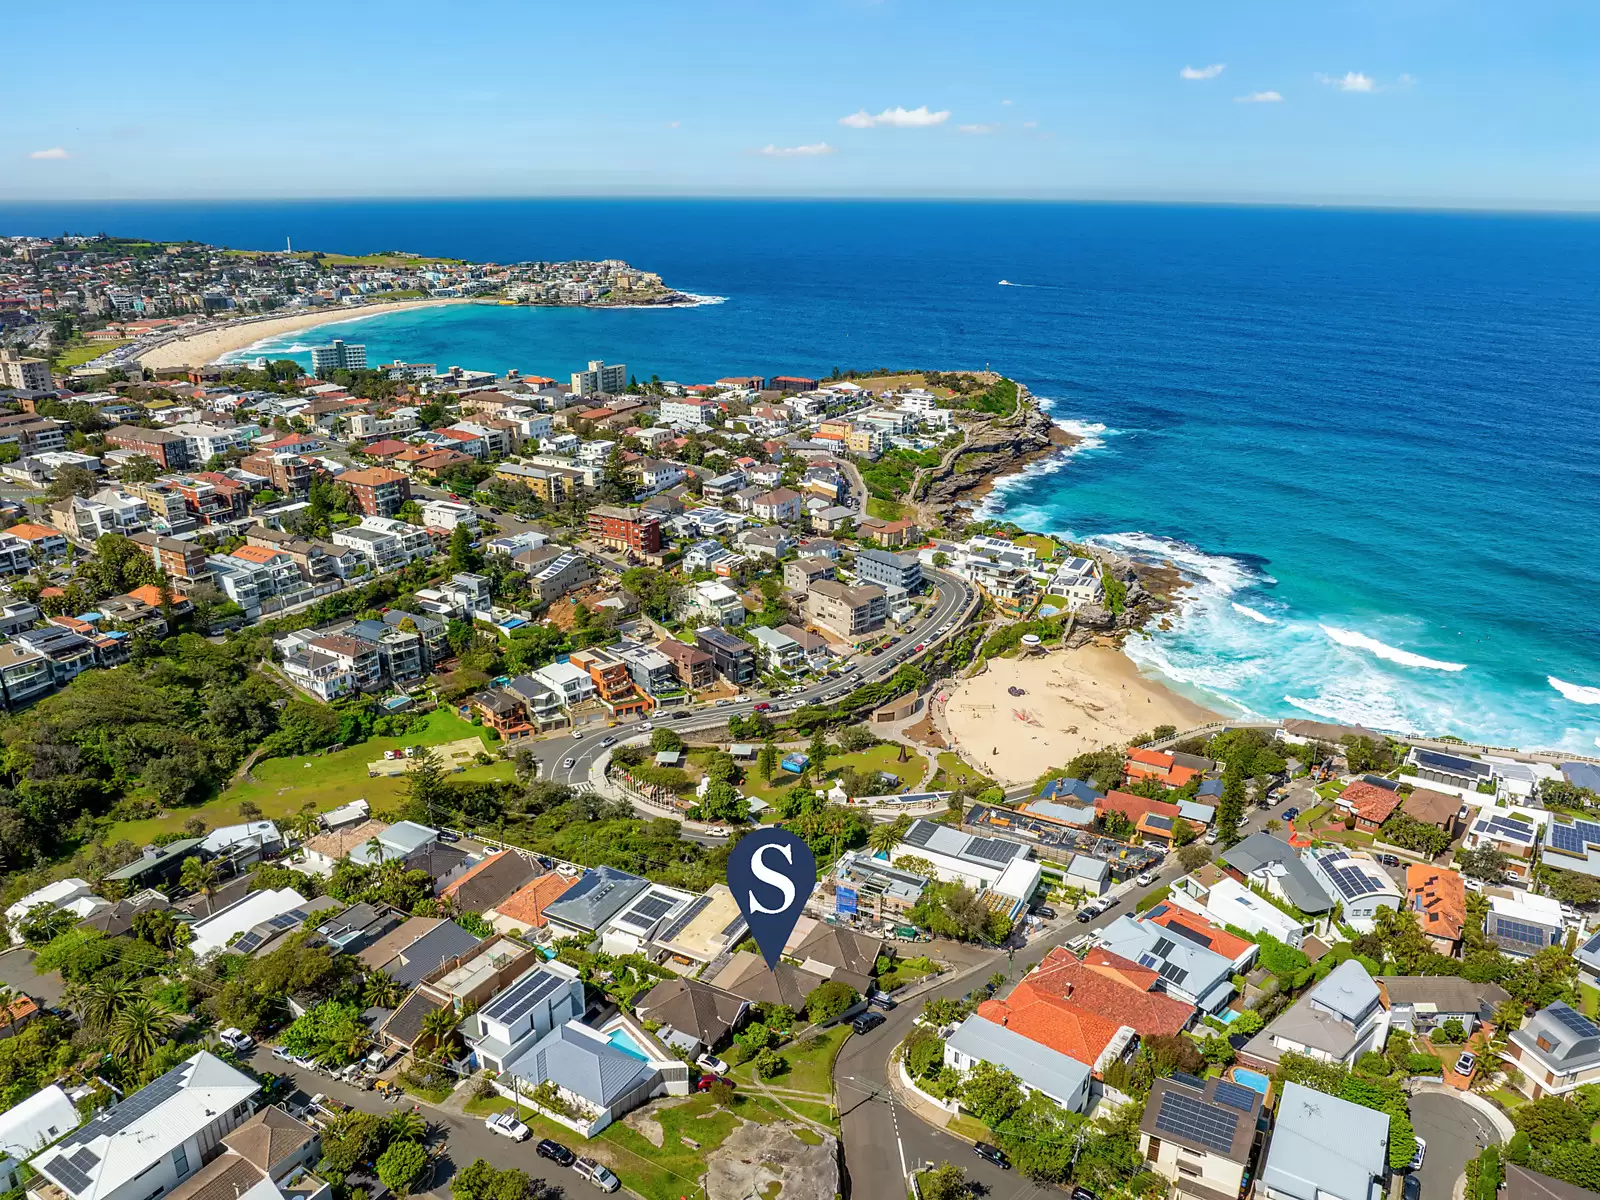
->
8, 198, 1600, 752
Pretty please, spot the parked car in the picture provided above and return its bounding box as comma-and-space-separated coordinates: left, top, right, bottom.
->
573, 1157, 620, 1193
1036, 906, 1057, 920
271, 1046, 295, 1062
974, 1142, 1011, 1169
696, 1074, 734, 1092
537, 1140, 576, 1167
1455, 1052, 1478, 1077
1403, 1175, 1422, 1200
1408, 1137, 1428, 1172
703, 826, 729, 838
869, 993, 898, 1010
1136, 871, 1157, 887
436, 828, 460, 843
1098, 896, 1120, 913
485, 1112, 530, 1142
571, 730, 583, 739
697, 1053, 730, 1075
1377, 852, 1403, 867
852, 1012, 887, 1035
1076, 908, 1096, 923
1282, 806, 1301, 821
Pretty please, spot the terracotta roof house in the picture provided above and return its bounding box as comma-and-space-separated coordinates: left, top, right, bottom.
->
1401, 787, 1461, 832
1140, 901, 1260, 970
1027, 945, 1196, 1037
488, 870, 580, 933
1406, 864, 1468, 954
1336, 780, 1405, 832
440, 850, 538, 913
1098, 791, 1188, 845
1123, 747, 1202, 789
975, 981, 1131, 1071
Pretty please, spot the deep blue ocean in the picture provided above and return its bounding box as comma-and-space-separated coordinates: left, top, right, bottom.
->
6, 199, 1600, 751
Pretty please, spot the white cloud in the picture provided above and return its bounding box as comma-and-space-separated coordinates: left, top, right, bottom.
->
958, 123, 996, 135
1022, 120, 1038, 129
1235, 90, 1283, 103
757, 142, 835, 157
1318, 71, 1376, 92
837, 105, 951, 129
1180, 63, 1226, 81
28, 147, 70, 160
1001, 98, 1013, 106
666, 121, 680, 129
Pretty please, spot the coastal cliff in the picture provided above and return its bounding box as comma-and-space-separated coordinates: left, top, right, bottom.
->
916, 383, 1072, 515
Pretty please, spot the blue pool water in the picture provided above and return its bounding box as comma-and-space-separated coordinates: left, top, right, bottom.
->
607, 1029, 649, 1060
1231, 1068, 1271, 1095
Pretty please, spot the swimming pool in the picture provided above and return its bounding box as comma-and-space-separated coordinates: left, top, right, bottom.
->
607, 1029, 649, 1060
1230, 1068, 1271, 1094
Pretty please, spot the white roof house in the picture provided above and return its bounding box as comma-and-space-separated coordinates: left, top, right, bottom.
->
29, 1052, 259, 1200
0, 1085, 80, 1191
188, 888, 307, 959
5, 879, 107, 945
1175, 875, 1310, 947
533, 660, 595, 705
198, 821, 282, 862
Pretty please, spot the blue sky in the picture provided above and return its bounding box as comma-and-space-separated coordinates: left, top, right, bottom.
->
7, 0, 1599, 208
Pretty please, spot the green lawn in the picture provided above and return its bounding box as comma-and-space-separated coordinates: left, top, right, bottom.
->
1136, 885, 1173, 912
866, 496, 907, 521
948, 1113, 992, 1143
54, 340, 127, 369
1490, 1087, 1527, 1113
102, 709, 504, 844
1582, 983, 1600, 1018
477, 1088, 783, 1200
1013, 534, 1059, 560
877, 955, 940, 992
930, 751, 991, 793
731, 1026, 850, 1105
740, 745, 927, 806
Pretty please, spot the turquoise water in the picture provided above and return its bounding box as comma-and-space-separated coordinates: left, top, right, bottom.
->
10, 199, 1599, 751
606, 1028, 649, 1060
1231, 1068, 1271, 1094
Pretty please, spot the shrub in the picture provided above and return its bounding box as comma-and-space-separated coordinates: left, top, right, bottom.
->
754, 1048, 787, 1079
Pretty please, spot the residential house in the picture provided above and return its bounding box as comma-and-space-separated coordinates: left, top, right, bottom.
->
1335, 780, 1405, 831
748, 625, 807, 674
570, 646, 651, 717
464, 960, 587, 1075
501, 674, 568, 729
27, 1053, 259, 1200
420, 499, 477, 530
1376, 976, 1509, 1038
655, 639, 714, 690
617, 643, 679, 698
1098, 791, 1189, 846
495, 1015, 687, 1137
5, 878, 109, 944
188, 888, 309, 959
1124, 747, 1203, 790
1303, 848, 1403, 932
1400, 787, 1462, 835
1507, 1002, 1600, 1099
486, 871, 581, 936
1139, 1074, 1263, 1200
649, 884, 749, 968
531, 661, 596, 708
540, 866, 651, 939
775, 623, 833, 668
1406, 865, 1468, 955
1259, 1082, 1389, 1200
1238, 960, 1390, 1069
5, 522, 68, 560
735, 526, 792, 561
750, 487, 802, 523
0, 1086, 80, 1192
887, 819, 1040, 921
1541, 816, 1600, 880
1096, 914, 1237, 1012
1216, 833, 1335, 917
944, 1013, 1093, 1114
681, 580, 746, 626
1140, 901, 1260, 972
1487, 891, 1569, 960
695, 627, 756, 685
708, 951, 827, 1012
1465, 811, 1542, 881
634, 978, 748, 1054
358, 917, 483, 988
0, 644, 58, 709
515, 547, 597, 603
597, 884, 699, 957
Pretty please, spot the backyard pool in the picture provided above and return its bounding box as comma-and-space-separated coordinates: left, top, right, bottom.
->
607, 1028, 650, 1060
1230, 1068, 1271, 1095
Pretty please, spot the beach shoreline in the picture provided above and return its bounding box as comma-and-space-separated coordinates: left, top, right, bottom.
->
135, 298, 472, 369
943, 644, 1221, 785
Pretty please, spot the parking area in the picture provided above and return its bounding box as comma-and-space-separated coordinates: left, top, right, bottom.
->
0, 947, 64, 1007
368, 737, 485, 777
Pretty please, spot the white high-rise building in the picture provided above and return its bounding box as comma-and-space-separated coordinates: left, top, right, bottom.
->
570, 359, 627, 396
309, 339, 367, 376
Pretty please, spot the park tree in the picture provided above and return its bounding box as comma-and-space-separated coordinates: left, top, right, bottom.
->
961, 1060, 1024, 1127
450, 1159, 531, 1200
376, 1140, 429, 1198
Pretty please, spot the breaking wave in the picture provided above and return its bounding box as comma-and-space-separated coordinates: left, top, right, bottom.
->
1319, 626, 1467, 672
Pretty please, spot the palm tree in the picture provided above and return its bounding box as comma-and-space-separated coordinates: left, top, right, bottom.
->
179, 856, 220, 916
417, 1005, 461, 1061
386, 1108, 427, 1144
868, 815, 912, 856
69, 978, 143, 1032
108, 998, 174, 1064
362, 971, 404, 1010
289, 811, 322, 843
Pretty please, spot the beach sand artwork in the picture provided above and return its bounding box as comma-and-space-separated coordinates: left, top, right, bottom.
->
944, 644, 1219, 785
135, 298, 466, 369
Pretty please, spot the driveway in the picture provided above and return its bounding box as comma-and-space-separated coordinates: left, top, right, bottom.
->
1410, 1091, 1501, 1199
0, 947, 65, 1007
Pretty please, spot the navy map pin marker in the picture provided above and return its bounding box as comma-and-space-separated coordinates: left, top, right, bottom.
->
727, 828, 817, 971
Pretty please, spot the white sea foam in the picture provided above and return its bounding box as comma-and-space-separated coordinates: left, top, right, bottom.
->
1318, 625, 1467, 672
1231, 602, 1277, 625
1054, 419, 1111, 454
1550, 676, 1600, 705
1091, 531, 1258, 596
1283, 685, 1414, 734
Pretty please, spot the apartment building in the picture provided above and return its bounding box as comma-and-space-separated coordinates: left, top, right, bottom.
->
804, 579, 888, 640
105, 425, 191, 470
131, 531, 210, 585
240, 450, 313, 497
339, 467, 411, 517
570, 646, 651, 717
783, 556, 837, 591
587, 505, 662, 554
7, 522, 69, 560
570, 359, 627, 396
655, 638, 714, 691
51, 490, 150, 543
0, 414, 68, 455
514, 546, 596, 603
331, 517, 433, 570
750, 487, 802, 523
695, 627, 755, 685
125, 479, 198, 535
170, 422, 251, 463
310, 339, 365, 376
532, 660, 596, 708
169, 474, 250, 524
659, 397, 715, 428
0, 643, 54, 708
0, 533, 33, 577
854, 548, 923, 593
420, 499, 477, 531
493, 462, 568, 505
0, 350, 51, 391
618, 643, 679, 696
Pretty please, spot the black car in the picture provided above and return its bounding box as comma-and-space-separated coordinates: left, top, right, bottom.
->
868, 993, 898, 1011
1071, 1188, 1100, 1200
851, 1011, 886, 1035
974, 1142, 1010, 1169
1377, 852, 1403, 867
1402, 1175, 1422, 1200
1076, 909, 1095, 923
436, 828, 461, 843
1036, 906, 1057, 920
536, 1139, 576, 1167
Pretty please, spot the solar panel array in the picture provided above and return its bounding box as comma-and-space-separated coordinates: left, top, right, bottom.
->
902, 822, 938, 849
1163, 921, 1215, 951
1170, 1072, 1206, 1091
1158, 961, 1190, 986
1477, 815, 1536, 845
967, 836, 1019, 864
266, 912, 301, 930
1321, 848, 1349, 864
1213, 1079, 1259, 1113
1416, 749, 1492, 778
1154, 1088, 1240, 1155
656, 894, 710, 945
1491, 916, 1555, 953
233, 932, 264, 954
1152, 936, 1176, 957
482, 969, 565, 1024
1326, 864, 1381, 898
1583, 930, 1600, 956
1548, 820, 1600, 857
1550, 1005, 1600, 1039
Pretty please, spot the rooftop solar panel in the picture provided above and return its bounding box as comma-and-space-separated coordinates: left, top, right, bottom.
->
1170, 1072, 1206, 1091
232, 932, 263, 954
1551, 1005, 1600, 1038
656, 894, 711, 945
629, 892, 678, 923
1583, 930, 1600, 955
966, 837, 1018, 864
1163, 921, 1215, 950
482, 969, 565, 1024
42, 1159, 90, 1195
1153, 937, 1176, 957
902, 822, 938, 849
69, 1149, 98, 1171
1213, 1079, 1258, 1113
1154, 1088, 1239, 1155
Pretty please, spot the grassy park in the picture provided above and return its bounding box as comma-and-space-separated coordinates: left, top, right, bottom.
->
101, 708, 507, 844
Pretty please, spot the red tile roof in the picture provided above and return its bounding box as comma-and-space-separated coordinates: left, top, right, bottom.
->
1026, 946, 1194, 1037
1339, 781, 1404, 824
491, 871, 579, 929
1142, 903, 1255, 962
975, 983, 1125, 1067
1406, 864, 1466, 942
1098, 791, 1183, 823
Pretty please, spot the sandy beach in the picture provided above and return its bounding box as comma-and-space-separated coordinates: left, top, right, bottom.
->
135, 298, 469, 369
943, 645, 1221, 784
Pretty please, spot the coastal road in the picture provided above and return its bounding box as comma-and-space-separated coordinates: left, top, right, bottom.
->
833, 861, 1190, 1200
513, 564, 975, 792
